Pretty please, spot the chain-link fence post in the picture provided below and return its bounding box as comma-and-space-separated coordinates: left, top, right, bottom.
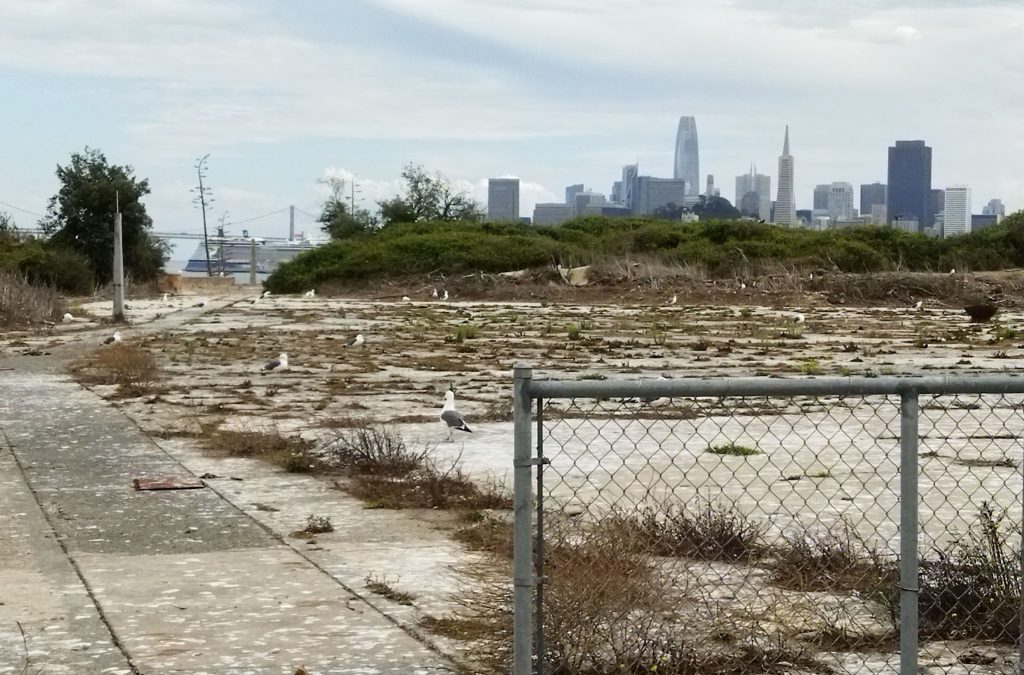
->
513, 363, 534, 675
899, 391, 920, 675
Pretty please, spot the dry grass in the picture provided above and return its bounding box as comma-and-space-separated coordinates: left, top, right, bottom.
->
323, 426, 426, 476
613, 501, 767, 562
68, 343, 162, 396
350, 456, 511, 510
200, 426, 321, 473
769, 521, 892, 594
365, 574, 415, 605
451, 511, 513, 557
0, 273, 66, 328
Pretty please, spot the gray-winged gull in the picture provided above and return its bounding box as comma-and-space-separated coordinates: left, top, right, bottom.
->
440, 390, 472, 441
261, 352, 289, 375
344, 334, 364, 347
102, 331, 122, 346
62, 312, 74, 322
304, 289, 316, 298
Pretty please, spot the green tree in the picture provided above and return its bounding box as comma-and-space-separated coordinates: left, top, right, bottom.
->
691, 195, 742, 220
652, 202, 686, 221
41, 148, 168, 283
317, 176, 376, 239
377, 163, 483, 225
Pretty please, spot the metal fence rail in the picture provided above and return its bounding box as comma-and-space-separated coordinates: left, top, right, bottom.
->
512, 365, 1024, 675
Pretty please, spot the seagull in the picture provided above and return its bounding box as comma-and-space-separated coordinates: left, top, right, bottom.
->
740, 282, 747, 290
262, 290, 271, 298
667, 294, 677, 305
102, 331, 122, 346
193, 297, 208, 308
911, 300, 923, 311
62, 312, 74, 322
643, 373, 673, 405
949, 268, 956, 275
441, 289, 449, 301
261, 352, 289, 375
440, 390, 472, 441
161, 292, 169, 305
344, 334, 364, 348
304, 289, 316, 298
401, 296, 411, 302
793, 313, 806, 324
431, 288, 439, 298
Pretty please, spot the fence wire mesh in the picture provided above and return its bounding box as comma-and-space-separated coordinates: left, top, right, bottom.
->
529, 390, 1023, 674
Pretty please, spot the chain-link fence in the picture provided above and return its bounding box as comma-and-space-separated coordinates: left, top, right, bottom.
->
511, 366, 1024, 675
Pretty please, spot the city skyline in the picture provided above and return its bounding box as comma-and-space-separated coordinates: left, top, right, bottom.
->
0, 1, 1020, 237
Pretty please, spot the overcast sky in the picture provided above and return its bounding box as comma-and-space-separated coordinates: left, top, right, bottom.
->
0, 0, 1020, 244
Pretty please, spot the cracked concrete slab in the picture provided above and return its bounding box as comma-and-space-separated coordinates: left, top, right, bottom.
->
0, 362, 454, 674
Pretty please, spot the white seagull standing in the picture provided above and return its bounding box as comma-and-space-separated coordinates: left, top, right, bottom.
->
911, 300, 923, 311
262, 290, 271, 298
304, 289, 316, 298
161, 292, 170, 305
261, 352, 289, 375
62, 312, 74, 322
345, 334, 365, 348
667, 294, 677, 306
401, 296, 411, 302
102, 331, 122, 346
792, 312, 806, 324
441, 289, 449, 301
440, 390, 472, 441
431, 288, 439, 299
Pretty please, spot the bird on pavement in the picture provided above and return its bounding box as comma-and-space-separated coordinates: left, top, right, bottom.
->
345, 334, 364, 348
261, 352, 289, 375
304, 289, 316, 298
102, 331, 122, 346
440, 390, 472, 441
62, 312, 74, 322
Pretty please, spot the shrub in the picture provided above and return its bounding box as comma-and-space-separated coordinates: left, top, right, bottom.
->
628, 500, 767, 562
199, 427, 320, 473
323, 426, 425, 476
0, 272, 66, 328
706, 442, 761, 456
68, 343, 161, 396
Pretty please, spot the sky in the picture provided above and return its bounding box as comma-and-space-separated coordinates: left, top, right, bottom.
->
0, 0, 1021, 252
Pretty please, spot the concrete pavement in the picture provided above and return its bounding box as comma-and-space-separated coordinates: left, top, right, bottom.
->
0, 353, 454, 674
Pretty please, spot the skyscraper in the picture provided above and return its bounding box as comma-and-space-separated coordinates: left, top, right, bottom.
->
943, 186, 971, 238
673, 116, 699, 197
565, 184, 584, 207
827, 182, 855, 222
860, 182, 887, 217
813, 184, 830, 211
735, 166, 770, 219
487, 178, 520, 222
887, 140, 932, 230
773, 126, 796, 226
982, 198, 1006, 220
621, 164, 638, 210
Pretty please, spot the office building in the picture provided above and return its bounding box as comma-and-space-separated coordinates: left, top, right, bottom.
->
972, 214, 999, 231
633, 176, 687, 216
887, 140, 932, 230
621, 164, 638, 210
773, 125, 796, 226
870, 204, 887, 225
565, 184, 585, 207
943, 186, 971, 238
860, 182, 886, 217
828, 182, 856, 222
930, 189, 945, 227
813, 184, 830, 211
611, 181, 622, 203
982, 198, 1006, 221
487, 178, 520, 222
735, 166, 771, 219
533, 203, 573, 226
673, 116, 699, 197
574, 191, 606, 217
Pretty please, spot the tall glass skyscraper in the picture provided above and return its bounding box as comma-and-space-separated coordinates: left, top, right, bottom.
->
673, 116, 699, 197
887, 140, 932, 230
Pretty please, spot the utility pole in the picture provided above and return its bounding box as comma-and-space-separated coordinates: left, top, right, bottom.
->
289, 205, 295, 241
249, 238, 257, 286
192, 155, 214, 276
350, 176, 363, 224
112, 191, 125, 323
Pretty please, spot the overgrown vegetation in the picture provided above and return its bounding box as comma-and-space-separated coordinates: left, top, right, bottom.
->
267, 211, 1024, 292
199, 427, 320, 473
0, 272, 67, 328
69, 343, 162, 396
706, 442, 762, 457
0, 226, 94, 296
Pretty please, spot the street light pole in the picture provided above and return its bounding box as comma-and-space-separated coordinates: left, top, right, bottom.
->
193, 154, 213, 277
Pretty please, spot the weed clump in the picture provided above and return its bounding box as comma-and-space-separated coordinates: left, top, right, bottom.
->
324, 426, 425, 476
303, 514, 334, 534
69, 343, 162, 396
201, 427, 319, 473
770, 521, 891, 593
365, 575, 415, 605
626, 501, 767, 562
706, 442, 762, 457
